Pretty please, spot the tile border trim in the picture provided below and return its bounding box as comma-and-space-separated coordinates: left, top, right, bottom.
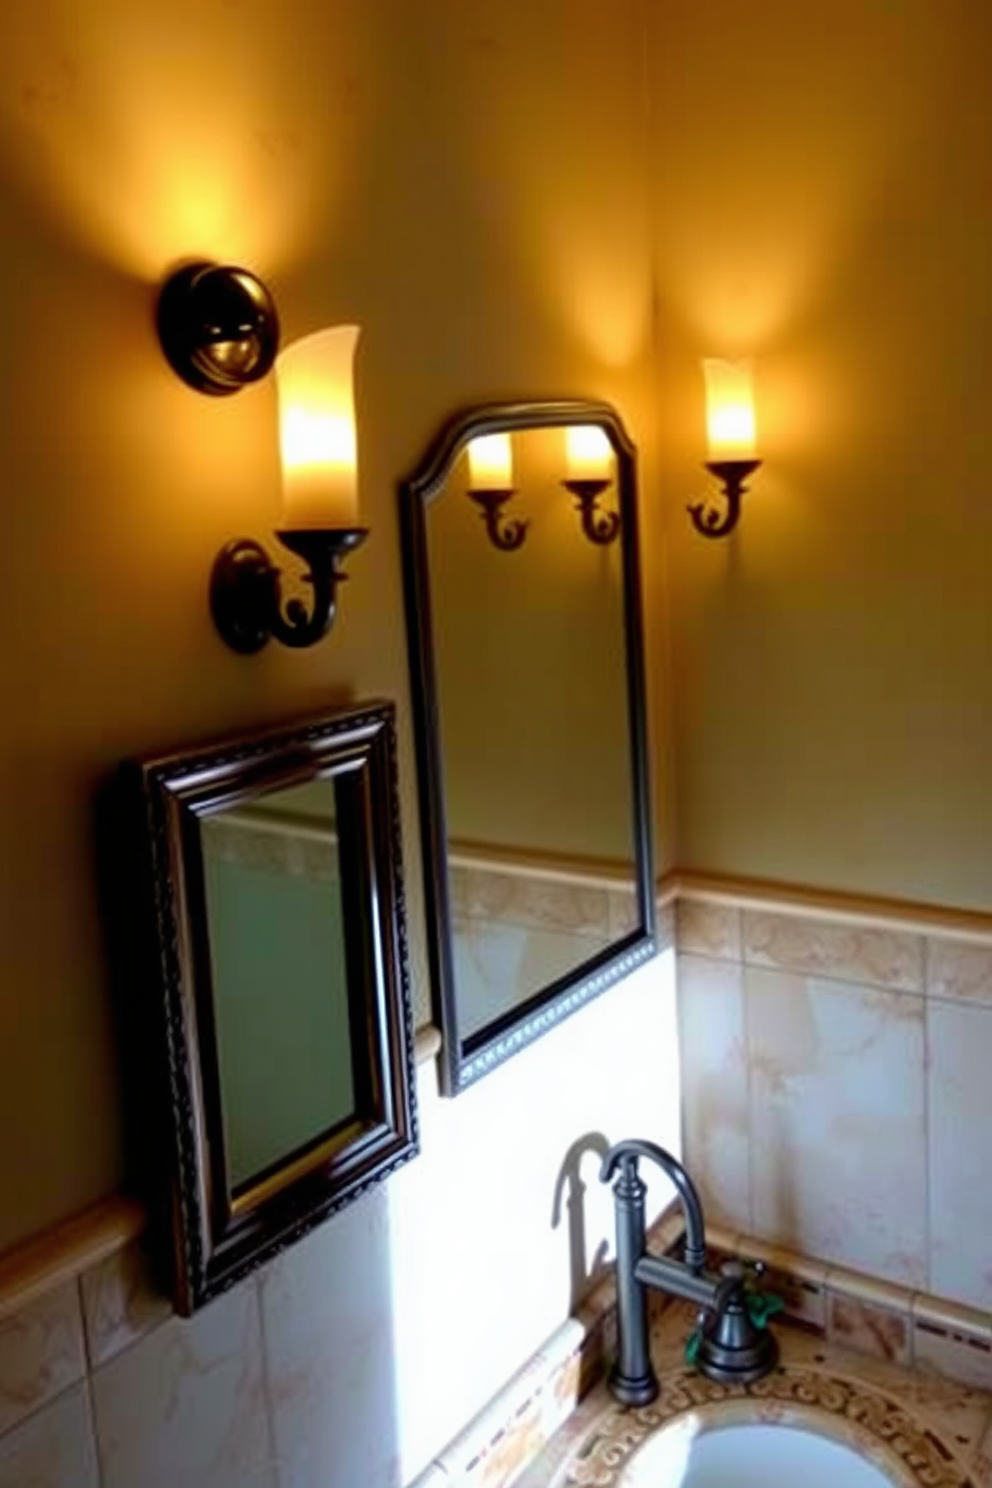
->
408, 1205, 992, 1488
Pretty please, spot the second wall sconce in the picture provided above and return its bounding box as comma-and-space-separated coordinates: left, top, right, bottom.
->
157, 264, 366, 653
688, 358, 762, 539
562, 425, 620, 545
466, 433, 528, 550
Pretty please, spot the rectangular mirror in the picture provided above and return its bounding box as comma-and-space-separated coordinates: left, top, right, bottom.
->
127, 701, 417, 1314
401, 400, 656, 1094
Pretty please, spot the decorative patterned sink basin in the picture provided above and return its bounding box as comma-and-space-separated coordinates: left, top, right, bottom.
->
619, 1417, 897, 1487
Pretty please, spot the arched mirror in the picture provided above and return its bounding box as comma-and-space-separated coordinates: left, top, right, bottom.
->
401, 400, 656, 1094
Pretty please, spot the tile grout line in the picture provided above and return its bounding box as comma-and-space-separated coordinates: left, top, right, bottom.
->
921, 935, 934, 1314
82, 1371, 109, 1488
252, 1273, 282, 1488
739, 937, 757, 1241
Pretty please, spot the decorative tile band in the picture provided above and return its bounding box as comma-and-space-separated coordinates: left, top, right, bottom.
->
703, 1222, 992, 1395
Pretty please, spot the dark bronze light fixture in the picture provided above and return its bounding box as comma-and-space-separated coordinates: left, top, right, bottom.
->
688, 458, 761, 539
563, 425, 620, 545
212, 325, 366, 653
466, 432, 528, 551
688, 359, 760, 539
157, 262, 280, 395
210, 528, 367, 654
156, 273, 366, 653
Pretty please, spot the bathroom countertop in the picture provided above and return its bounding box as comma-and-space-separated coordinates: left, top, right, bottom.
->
516, 1300, 992, 1488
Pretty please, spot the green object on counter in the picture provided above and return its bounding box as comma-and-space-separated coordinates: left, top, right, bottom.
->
746, 1291, 785, 1329
685, 1328, 702, 1365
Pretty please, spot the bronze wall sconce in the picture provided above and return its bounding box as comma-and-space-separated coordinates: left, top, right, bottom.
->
688, 359, 760, 539
687, 458, 762, 539
157, 262, 280, 395
210, 529, 367, 654
157, 267, 366, 653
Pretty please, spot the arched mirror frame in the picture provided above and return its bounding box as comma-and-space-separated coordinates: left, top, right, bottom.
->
400, 399, 656, 1095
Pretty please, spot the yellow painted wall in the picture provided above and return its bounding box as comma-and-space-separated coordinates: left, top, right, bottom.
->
0, 0, 664, 1251
650, 0, 992, 910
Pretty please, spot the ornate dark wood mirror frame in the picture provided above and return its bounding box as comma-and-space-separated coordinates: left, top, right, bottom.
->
400, 399, 656, 1096
127, 701, 417, 1314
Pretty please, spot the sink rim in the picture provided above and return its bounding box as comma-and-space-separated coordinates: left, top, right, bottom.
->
616, 1399, 913, 1488
546, 1362, 976, 1488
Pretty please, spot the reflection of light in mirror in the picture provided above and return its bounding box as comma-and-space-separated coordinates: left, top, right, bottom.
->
277, 327, 361, 529
702, 359, 757, 461
565, 425, 613, 481
0, 3, 355, 278
467, 433, 514, 491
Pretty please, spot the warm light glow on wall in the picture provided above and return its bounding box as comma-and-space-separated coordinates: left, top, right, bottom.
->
467, 433, 514, 491
0, 8, 353, 279
565, 425, 613, 482
277, 327, 360, 530
703, 359, 757, 461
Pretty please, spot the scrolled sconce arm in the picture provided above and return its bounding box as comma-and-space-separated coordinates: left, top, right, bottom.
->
467, 489, 528, 551
562, 478, 621, 545
210, 528, 368, 654
687, 459, 762, 539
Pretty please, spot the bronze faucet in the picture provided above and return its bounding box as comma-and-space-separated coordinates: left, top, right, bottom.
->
600, 1139, 779, 1404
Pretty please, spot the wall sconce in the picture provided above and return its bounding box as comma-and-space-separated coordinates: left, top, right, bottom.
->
466, 433, 528, 550
209, 326, 366, 653
688, 358, 761, 539
562, 425, 620, 545
157, 262, 280, 395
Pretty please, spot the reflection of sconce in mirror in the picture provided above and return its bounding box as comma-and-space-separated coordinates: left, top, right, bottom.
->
562, 425, 620, 545
466, 433, 528, 551
157, 262, 280, 395
156, 267, 366, 653
688, 359, 762, 539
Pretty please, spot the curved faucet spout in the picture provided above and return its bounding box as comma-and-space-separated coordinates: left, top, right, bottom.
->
600, 1139, 707, 1271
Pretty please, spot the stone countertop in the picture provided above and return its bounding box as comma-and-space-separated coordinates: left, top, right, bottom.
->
516, 1299, 992, 1488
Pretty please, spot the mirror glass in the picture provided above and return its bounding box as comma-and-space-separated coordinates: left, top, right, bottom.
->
130, 702, 418, 1314
402, 401, 655, 1093
200, 780, 354, 1191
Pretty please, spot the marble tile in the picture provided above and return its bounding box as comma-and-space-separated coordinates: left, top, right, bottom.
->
0, 1382, 99, 1488
606, 884, 640, 940
406, 1466, 450, 1488
675, 900, 742, 962
461, 866, 611, 938
91, 1279, 273, 1488
737, 1237, 828, 1331
928, 999, 992, 1311
523, 1298, 992, 1488
744, 1302, 992, 1462
258, 1187, 402, 1488
976, 1414, 992, 1488
453, 918, 610, 1041
742, 910, 924, 993
913, 1292, 992, 1393
0, 1282, 86, 1437
676, 954, 751, 1232
654, 900, 676, 953
745, 968, 927, 1286
433, 1327, 593, 1488
826, 1292, 911, 1367
927, 936, 992, 1008
80, 1240, 171, 1369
